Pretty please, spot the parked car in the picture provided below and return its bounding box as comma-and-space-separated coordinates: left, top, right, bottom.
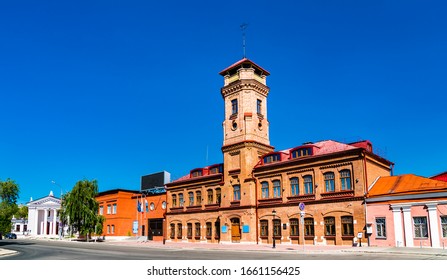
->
5, 233, 17, 239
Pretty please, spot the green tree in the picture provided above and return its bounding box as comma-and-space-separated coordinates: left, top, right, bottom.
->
61, 179, 103, 241
0, 178, 20, 234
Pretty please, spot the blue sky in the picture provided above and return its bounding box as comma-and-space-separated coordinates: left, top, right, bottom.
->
1, 1, 446, 204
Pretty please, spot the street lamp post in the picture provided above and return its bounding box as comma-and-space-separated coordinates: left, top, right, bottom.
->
272, 209, 277, 249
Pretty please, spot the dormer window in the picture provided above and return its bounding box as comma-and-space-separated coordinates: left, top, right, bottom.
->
291, 147, 313, 158
191, 169, 203, 178
209, 164, 223, 175
263, 153, 281, 164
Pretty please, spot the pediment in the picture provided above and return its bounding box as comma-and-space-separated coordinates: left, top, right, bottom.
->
27, 196, 61, 207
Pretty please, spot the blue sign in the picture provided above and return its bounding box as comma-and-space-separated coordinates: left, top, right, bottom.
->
242, 225, 250, 233
221, 225, 228, 233
299, 202, 305, 211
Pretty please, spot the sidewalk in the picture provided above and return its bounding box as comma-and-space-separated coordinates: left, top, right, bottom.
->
105, 238, 447, 257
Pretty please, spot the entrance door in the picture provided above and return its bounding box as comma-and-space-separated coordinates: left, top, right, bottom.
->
230, 218, 241, 243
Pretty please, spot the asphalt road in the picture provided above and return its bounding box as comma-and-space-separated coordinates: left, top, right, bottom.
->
0, 239, 445, 260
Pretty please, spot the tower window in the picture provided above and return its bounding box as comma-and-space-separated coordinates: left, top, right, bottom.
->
257, 99, 262, 114
231, 99, 238, 115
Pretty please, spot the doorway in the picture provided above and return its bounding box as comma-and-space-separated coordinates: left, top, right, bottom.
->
230, 218, 241, 243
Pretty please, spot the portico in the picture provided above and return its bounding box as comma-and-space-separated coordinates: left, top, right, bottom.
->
27, 191, 62, 237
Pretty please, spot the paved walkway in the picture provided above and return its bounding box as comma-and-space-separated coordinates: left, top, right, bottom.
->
2, 236, 447, 257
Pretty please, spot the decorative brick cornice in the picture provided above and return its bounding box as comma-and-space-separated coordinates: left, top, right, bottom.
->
221, 80, 270, 97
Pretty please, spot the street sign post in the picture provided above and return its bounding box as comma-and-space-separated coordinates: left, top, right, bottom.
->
299, 203, 305, 251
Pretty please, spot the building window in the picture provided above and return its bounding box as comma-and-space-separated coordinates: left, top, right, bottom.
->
111, 225, 115, 234
112, 203, 117, 214
207, 189, 213, 204
303, 175, 313, 194
324, 172, 335, 192
263, 153, 281, 164
260, 220, 268, 237
107, 205, 111, 214
304, 218, 314, 236
191, 169, 202, 178
273, 180, 281, 198
188, 192, 194, 206
216, 188, 221, 204
170, 224, 175, 239
340, 170, 352, 190
209, 165, 222, 174
195, 223, 201, 238
99, 206, 104, 215
342, 216, 354, 236
196, 191, 202, 206
441, 216, 447, 238
290, 177, 299, 196
413, 216, 428, 238
291, 147, 313, 158
273, 219, 281, 237
257, 99, 262, 114
231, 99, 238, 115
261, 181, 269, 198
187, 223, 193, 239
324, 217, 336, 236
206, 222, 212, 238
375, 217, 386, 238
233, 185, 241, 201
172, 194, 177, 207
177, 223, 182, 239
107, 225, 110, 234
179, 194, 184, 207
290, 218, 299, 236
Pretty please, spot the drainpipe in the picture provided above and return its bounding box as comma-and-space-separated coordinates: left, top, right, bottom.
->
251, 171, 259, 245
362, 152, 369, 246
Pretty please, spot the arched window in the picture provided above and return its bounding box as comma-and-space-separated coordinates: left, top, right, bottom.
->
233, 185, 241, 201
290, 218, 299, 236
188, 192, 194, 206
340, 170, 352, 190
172, 194, 177, 207
273, 180, 281, 198
324, 216, 336, 236
207, 189, 213, 204
324, 172, 335, 192
179, 194, 184, 207
261, 181, 269, 198
290, 177, 299, 196
303, 175, 313, 194
196, 191, 202, 205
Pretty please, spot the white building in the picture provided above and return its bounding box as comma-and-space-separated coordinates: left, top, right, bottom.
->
26, 191, 62, 237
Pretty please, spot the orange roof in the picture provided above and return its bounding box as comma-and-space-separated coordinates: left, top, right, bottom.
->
367, 174, 447, 198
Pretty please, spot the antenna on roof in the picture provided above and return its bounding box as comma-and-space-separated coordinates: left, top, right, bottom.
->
240, 23, 248, 58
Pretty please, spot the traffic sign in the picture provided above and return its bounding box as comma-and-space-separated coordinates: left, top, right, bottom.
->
299, 202, 305, 211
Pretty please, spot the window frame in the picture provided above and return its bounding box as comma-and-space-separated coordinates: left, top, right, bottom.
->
273, 180, 281, 198
340, 169, 352, 190
290, 218, 299, 236
303, 175, 313, 194
375, 217, 387, 238
324, 216, 336, 236
233, 185, 241, 201
324, 172, 335, 192
290, 177, 299, 196
413, 216, 428, 238
260, 220, 268, 237
261, 181, 269, 199
341, 216, 354, 236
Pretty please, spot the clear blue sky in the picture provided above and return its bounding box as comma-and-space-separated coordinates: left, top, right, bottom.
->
1, 1, 446, 204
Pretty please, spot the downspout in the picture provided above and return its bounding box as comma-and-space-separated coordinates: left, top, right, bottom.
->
252, 170, 259, 245
362, 152, 369, 247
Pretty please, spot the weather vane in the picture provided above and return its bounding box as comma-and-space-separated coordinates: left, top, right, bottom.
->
240, 23, 248, 58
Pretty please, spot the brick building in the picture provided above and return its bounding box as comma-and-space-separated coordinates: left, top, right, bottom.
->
165, 58, 393, 245
96, 188, 167, 241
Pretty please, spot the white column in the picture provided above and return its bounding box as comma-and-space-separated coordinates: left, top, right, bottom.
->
44, 209, 48, 235
391, 205, 404, 247
53, 209, 58, 235
34, 209, 39, 235
402, 205, 414, 247
426, 203, 440, 248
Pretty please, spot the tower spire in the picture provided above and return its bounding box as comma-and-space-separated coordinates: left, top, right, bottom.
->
240, 23, 248, 58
